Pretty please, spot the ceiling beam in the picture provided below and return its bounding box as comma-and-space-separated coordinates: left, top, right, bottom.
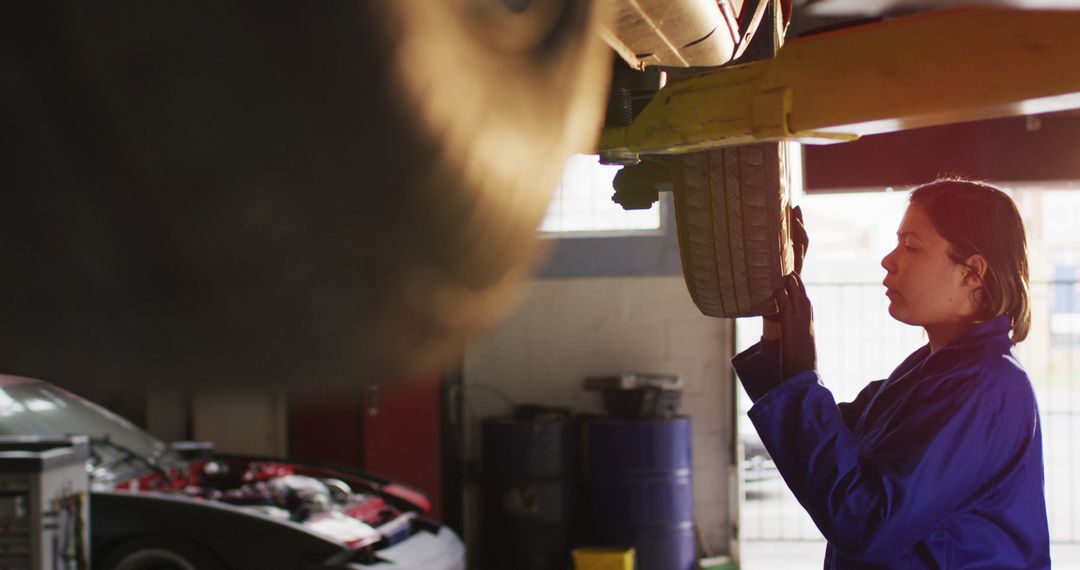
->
803, 1, 1080, 16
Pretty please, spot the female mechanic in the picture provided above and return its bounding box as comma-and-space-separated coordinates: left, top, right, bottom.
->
732, 179, 1050, 568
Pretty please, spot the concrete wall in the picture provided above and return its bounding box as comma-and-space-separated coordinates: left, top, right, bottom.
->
144, 383, 190, 443
190, 385, 288, 456
463, 275, 737, 557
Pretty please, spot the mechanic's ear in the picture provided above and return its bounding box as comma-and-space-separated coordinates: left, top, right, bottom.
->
963, 254, 989, 285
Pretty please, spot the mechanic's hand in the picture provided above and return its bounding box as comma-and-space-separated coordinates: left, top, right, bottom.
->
764, 205, 808, 325
791, 205, 808, 275
775, 273, 817, 379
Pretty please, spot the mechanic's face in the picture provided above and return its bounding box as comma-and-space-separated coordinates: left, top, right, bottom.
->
881, 204, 978, 333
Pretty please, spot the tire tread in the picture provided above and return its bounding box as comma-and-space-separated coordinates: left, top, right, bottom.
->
672, 143, 791, 318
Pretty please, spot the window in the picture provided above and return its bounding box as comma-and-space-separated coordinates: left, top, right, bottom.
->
539, 154, 662, 236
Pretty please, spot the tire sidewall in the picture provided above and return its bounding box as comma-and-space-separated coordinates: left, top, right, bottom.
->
100, 536, 225, 570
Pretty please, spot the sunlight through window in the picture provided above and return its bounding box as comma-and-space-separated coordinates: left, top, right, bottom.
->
540, 155, 661, 235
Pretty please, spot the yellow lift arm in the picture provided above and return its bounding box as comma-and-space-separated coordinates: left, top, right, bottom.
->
598, 7, 1080, 163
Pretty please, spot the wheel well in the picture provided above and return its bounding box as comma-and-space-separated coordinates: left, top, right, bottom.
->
95, 534, 228, 570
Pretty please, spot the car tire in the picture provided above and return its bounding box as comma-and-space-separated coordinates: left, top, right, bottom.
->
347, 0, 613, 374
100, 537, 225, 570
1, 2, 610, 386
671, 142, 795, 318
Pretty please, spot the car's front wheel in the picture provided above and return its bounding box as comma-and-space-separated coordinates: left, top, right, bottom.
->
100, 538, 225, 570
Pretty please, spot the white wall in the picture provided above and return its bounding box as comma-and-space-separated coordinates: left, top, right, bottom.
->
463, 275, 737, 557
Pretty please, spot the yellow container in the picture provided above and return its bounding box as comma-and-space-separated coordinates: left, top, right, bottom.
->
572, 547, 635, 570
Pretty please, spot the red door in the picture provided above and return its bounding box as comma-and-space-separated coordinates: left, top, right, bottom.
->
289, 374, 443, 519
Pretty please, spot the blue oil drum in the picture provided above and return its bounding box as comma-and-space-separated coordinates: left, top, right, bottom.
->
584, 416, 695, 570
481, 411, 580, 570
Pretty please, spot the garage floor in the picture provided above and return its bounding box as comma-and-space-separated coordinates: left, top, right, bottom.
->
741, 541, 1080, 569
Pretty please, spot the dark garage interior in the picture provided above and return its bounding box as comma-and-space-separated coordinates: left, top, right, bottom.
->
3, 1, 1080, 569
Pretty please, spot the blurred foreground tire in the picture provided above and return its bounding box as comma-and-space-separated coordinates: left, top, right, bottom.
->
671, 143, 795, 318
0, 2, 610, 387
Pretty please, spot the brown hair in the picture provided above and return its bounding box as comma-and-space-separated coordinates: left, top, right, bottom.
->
909, 179, 1031, 344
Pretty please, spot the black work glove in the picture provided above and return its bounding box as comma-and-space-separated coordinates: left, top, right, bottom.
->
775, 272, 817, 379
765, 205, 809, 322
791, 205, 808, 275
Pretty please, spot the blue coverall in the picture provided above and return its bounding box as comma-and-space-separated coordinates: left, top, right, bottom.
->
732, 315, 1050, 569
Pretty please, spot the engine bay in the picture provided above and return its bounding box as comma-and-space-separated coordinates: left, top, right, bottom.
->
113, 458, 417, 549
